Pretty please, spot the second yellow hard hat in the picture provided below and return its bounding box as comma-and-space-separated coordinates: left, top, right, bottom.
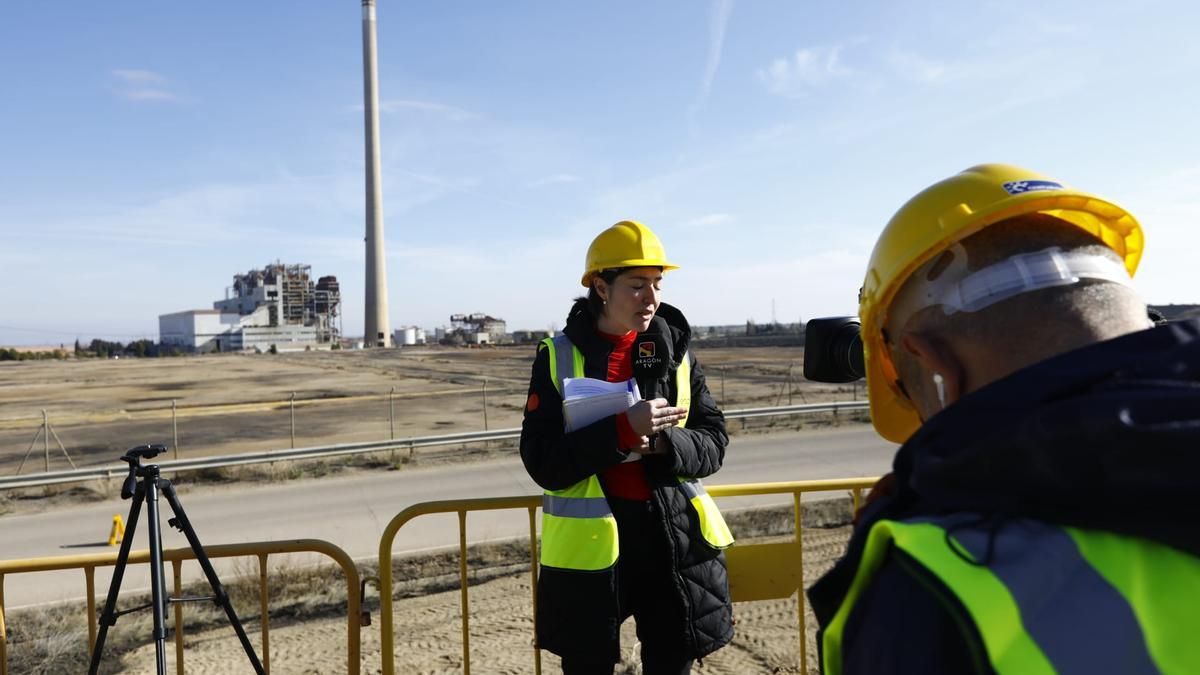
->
860, 163, 1144, 443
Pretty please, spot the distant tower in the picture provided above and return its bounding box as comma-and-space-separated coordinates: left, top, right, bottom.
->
362, 0, 391, 347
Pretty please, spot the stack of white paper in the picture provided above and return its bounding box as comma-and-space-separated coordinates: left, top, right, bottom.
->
561, 377, 641, 433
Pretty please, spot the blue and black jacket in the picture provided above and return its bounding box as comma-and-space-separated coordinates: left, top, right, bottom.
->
809, 319, 1200, 674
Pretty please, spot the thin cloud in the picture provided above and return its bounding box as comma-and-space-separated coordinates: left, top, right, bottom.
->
684, 213, 733, 228
888, 51, 948, 84
369, 99, 478, 121
110, 69, 179, 102
527, 173, 582, 188
688, 0, 735, 130
757, 46, 851, 98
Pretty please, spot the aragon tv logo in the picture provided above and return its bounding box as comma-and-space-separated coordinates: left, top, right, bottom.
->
638, 342, 655, 358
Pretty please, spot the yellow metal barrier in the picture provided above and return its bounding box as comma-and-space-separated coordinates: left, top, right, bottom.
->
0, 539, 361, 675
377, 477, 879, 675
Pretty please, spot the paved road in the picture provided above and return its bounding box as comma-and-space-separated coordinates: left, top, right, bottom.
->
0, 427, 894, 608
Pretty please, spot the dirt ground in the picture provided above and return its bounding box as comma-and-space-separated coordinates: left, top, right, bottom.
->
115, 525, 853, 675
0, 345, 862, 475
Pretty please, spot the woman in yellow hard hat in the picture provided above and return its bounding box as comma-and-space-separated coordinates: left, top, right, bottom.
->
519, 220, 734, 674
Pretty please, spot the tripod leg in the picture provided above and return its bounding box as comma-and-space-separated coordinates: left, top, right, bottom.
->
88, 486, 145, 675
160, 481, 265, 674
144, 477, 169, 675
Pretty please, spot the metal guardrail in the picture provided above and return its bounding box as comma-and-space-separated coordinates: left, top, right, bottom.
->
2, 401, 869, 490
0, 538, 361, 675
376, 477, 881, 675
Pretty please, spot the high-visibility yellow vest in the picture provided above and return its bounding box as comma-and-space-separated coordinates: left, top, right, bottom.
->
822, 515, 1200, 674
539, 335, 734, 571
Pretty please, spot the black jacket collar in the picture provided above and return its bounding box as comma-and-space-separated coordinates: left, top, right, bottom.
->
562, 299, 692, 368
811, 319, 1200, 626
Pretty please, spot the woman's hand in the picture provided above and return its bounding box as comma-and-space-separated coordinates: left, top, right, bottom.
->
626, 398, 688, 437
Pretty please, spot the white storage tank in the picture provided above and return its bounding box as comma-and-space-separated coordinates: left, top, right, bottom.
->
393, 327, 418, 345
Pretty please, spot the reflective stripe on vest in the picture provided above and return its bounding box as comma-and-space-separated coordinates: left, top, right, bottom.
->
539, 335, 734, 566
822, 515, 1200, 675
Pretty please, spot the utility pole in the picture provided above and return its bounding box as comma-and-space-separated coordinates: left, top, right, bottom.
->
362, 0, 392, 348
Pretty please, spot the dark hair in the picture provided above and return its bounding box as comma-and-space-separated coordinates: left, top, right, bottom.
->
579, 269, 623, 318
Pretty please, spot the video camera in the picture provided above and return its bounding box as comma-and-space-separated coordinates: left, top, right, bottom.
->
803, 317, 865, 383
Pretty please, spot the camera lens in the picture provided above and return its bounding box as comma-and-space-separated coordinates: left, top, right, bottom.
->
834, 322, 865, 380
803, 317, 865, 383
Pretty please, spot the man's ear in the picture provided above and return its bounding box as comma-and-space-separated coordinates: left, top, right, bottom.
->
899, 331, 965, 413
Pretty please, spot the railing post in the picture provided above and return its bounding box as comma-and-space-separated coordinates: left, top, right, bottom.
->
0, 574, 7, 675
529, 506, 542, 675
173, 560, 185, 674
259, 553, 271, 674
85, 567, 97, 654
795, 492, 807, 672
172, 399, 180, 461
458, 510, 472, 675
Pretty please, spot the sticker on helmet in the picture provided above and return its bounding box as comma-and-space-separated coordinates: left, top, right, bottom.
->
1002, 180, 1064, 195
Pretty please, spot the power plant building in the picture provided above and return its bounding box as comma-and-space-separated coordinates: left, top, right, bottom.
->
447, 313, 508, 345
159, 263, 341, 352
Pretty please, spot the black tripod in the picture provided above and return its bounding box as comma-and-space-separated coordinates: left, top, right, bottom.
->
88, 444, 264, 675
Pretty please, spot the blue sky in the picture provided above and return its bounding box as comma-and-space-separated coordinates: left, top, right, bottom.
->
2, 1, 1198, 345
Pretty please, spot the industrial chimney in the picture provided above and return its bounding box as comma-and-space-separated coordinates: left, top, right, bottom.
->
362, 0, 391, 347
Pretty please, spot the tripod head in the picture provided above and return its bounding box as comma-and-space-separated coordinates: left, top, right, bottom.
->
121, 444, 168, 499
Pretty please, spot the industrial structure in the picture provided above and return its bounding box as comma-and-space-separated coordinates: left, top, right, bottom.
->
392, 326, 428, 346
362, 0, 391, 348
446, 313, 508, 345
159, 263, 341, 352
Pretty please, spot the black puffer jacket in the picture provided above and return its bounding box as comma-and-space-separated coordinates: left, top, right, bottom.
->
808, 319, 1200, 674
520, 300, 734, 662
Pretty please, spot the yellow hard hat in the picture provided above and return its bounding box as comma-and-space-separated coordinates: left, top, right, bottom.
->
581, 220, 679, 287
860, 163, 1144, 443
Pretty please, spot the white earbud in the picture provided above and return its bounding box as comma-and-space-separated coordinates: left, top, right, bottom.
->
932, 372, 946, 409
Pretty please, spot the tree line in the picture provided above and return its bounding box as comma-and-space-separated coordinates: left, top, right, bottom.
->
0, 339, 187, 362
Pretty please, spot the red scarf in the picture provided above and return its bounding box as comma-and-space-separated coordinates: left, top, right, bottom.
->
598, 329, 652, 500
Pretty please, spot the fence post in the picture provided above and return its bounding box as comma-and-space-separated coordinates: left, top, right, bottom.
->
389, 387, 396, 440
172, 399, 180, 460
43, 409, 50, 473
482, 378, 489, 432
290, 392, 296, 449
